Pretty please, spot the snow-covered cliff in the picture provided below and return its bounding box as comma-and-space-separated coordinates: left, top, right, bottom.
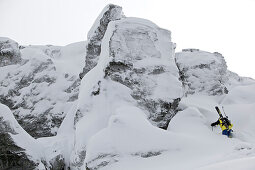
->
70, 14, 183, 168
1, 4, 255, 170
0, 40, 85, 138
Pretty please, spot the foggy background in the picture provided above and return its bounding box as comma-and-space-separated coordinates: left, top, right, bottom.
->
0, 0, 254, 78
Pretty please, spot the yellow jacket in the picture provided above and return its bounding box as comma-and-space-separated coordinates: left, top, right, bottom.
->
219, 118, 233, 131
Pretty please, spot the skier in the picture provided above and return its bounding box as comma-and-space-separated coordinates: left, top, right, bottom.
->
211, 106, 233, 137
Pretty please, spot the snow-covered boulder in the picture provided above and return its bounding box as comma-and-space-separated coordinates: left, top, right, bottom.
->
79, 4, 124, 79
176, 50, 229, 95
0, 42, 85, 138
0, 37, 21, 67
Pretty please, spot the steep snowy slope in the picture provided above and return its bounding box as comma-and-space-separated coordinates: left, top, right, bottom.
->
0, 39, 85, 138
100, 93, 255, 170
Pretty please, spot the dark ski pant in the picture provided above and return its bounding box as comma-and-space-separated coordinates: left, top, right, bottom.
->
222, 129, 232, 137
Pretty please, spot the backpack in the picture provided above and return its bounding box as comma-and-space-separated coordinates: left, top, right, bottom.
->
221, 117, 231, 129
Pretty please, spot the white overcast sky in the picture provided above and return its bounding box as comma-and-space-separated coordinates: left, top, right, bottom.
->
0, 0, 255, 78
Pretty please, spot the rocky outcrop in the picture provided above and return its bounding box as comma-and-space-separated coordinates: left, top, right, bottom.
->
0, 103, 68, 170
0, 104, 42, 169
71, 12, 182, 168
79, 4, 124, 79
76, 17, 183, 129
0, 44, 83, 138
0, 133, 38, 170
0, 37, 21, 67
175, 49, 229, 95
104, 18, 182, 128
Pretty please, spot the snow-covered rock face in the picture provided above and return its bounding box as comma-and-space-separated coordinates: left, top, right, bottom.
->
76, 17, 183, 128
0, 37, 21, 67
71, 15, 182, 169
105, 18, 182, 128
79, 4, 124, 79
0, 42, 85, 138
176, 49, 229, 96
0, 103, 42, 169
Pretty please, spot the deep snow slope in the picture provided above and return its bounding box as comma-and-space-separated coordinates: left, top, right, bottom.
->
1, 3, 255, 170
0, 38, 85, 138
100, 93, 255, 170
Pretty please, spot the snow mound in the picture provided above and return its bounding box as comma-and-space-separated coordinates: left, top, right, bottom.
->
84, 106, 185, 169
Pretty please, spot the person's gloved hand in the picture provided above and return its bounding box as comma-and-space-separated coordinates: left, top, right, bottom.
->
211, 123, 214, 127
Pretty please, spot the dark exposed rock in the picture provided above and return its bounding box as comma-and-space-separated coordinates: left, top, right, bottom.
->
48, 155, 65, 170
142, 98, 181, 129
132, 150, 164, 158
105, 63, 181, 128
182, 48, 199, 52
86, 154, 118, 170
79, 4, 124, 79
91, 81, 101, 96
17, 113, 57, 138
0, 133, 38, 170
0, 113, 39, 170
0, 95, 15, 110
65, 79, 81, 94
71, 150, 86, 169
74, 109, 83, 125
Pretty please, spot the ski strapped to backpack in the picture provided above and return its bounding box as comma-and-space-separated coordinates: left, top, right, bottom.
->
215, 106, 223, 118
215, 106, 232, 129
